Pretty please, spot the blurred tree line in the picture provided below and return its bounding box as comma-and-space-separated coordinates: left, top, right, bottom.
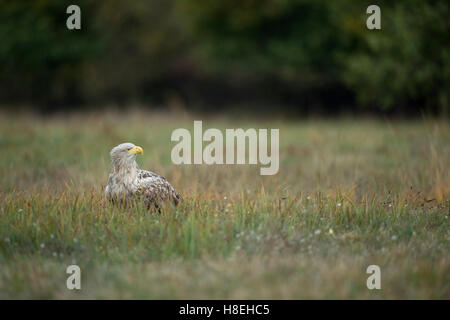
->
0, 0, 448, 115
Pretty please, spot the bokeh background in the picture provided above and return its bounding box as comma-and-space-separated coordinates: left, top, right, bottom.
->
0, 0, 448, 116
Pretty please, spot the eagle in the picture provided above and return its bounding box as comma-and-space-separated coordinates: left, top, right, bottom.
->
105, 142, 181, 210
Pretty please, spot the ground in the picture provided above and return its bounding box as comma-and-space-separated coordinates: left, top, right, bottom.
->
0, 110, 448, 299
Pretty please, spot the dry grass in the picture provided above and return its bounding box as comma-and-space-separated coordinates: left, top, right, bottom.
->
0, 110, 449, 299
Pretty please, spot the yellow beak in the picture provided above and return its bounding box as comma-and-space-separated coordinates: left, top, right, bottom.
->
128, 146, 144, 155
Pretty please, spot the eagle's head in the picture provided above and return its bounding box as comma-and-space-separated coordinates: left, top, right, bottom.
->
110, 142, 144, 167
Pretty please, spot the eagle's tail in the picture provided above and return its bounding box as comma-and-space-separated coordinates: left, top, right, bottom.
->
173, 192, 182, 206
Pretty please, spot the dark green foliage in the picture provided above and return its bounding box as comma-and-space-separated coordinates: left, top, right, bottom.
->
181, 0, 449, 114
336, 0, 449, 113
0, 0, 448, 114
0, 1, 102, 105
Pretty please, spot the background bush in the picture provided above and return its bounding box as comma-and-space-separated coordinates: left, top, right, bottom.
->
0, 0, 448, 115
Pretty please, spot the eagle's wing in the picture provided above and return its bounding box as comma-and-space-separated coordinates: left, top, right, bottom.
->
137, 169, 181, 207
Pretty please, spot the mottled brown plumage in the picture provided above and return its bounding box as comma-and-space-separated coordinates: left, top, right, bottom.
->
105, 143, 181, 210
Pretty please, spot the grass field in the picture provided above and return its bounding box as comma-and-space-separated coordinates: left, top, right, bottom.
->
0, 110, 449, 299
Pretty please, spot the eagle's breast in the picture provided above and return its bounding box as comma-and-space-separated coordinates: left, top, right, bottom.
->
105, 168, 139, 200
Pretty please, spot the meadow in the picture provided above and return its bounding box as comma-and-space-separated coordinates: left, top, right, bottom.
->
0, 110, 448, 299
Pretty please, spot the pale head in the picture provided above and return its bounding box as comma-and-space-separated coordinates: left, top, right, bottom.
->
110, 142, 144, 165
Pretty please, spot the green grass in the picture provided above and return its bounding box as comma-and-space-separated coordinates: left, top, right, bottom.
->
0, 110, 449, 299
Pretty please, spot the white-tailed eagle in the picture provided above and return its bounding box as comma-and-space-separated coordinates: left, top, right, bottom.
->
105, 142, 181, 210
